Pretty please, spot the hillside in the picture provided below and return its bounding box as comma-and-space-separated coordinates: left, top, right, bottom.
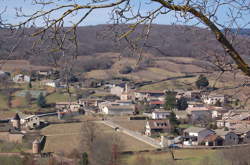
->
0, 24, 250, 66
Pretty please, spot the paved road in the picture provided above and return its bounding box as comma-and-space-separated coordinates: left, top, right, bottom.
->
100, 120, 161, 148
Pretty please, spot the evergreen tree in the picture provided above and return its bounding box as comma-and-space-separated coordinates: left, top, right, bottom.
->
79, 152, 88, 165
37, 92, 46, 108
164, 91, 176, 110
169, 111, 180, 134
28, 81, 32, 89
195, 75, 209, 89
176, 97, 188, 110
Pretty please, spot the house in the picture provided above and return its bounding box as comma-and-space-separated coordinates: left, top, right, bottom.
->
110, 83, 127, 97
55, 101, 82, 111
187, 101, 204, 108
19, 114, 41, 129
134, 90, 165, 101
145, 120, 171, 136
186, 106, 212, 123
217, 111, 250, 129
120, 90, 133, 101
152, 110, 171, 119
183, 127, 214, 146
78, 99, 103, 107
202, 94, 225, 105
149, 100, 164, 109
215, 129, 239, 145
176, 90, 201, 101
202, 134, 224, 146
101, 105, 135, 115
41, 79, 60, 88
209, 106, 228, 119
37, 69, 52, 76
175, 111, 189, 120
13, 74, 31, 83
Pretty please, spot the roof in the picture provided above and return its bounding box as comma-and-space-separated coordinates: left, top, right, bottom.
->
203, 134, 221, 142
135, 90, 165, 94
147, 120, 170, 129
56, 101, 79, 105
153, 110, 171, 113
107, 105, 135, 111
149, 100, 164, 105
187, 107, 210, 111
214, 129, 232, 136
184, 127, 208, 133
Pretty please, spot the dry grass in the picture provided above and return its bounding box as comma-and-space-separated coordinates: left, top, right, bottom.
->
124, 149, 220, 165
0, 60, 52, 72
110, 116, 147, 133
41, 120, 154, 154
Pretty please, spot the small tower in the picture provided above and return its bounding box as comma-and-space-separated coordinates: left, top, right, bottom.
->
12, 113, 21, 130
32, 139, 40, 154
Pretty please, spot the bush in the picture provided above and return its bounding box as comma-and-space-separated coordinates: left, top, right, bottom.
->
119, 65, 133, 74
195, 74, 209, 89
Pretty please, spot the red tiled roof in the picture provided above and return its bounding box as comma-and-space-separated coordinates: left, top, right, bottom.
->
149, 101, 164, 105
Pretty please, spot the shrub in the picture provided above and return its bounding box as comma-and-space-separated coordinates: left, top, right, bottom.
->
119, 65, 133, 74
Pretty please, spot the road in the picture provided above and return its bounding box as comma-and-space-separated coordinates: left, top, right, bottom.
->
100, 120, 161, 148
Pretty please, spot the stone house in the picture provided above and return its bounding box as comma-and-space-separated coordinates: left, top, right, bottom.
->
134, 90, 165, 101
215, 129, 239, 145
110, 83, 128, 97
145, 120, 171, 136
56, 101, 82, 111
186, 106, 212, 123
202, 94, 225, 105
202, 134, 224, 146
216, 111, 250, 129
20, 115, 41, 129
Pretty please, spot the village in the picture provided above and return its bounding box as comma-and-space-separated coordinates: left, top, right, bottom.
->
1, 67, 250, 163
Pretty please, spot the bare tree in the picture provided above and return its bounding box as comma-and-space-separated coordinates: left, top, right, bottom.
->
0, 0, 249, 76
80, 120, 123, 165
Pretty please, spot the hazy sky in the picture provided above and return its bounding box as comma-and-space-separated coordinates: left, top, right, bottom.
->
0, 0, 249, 28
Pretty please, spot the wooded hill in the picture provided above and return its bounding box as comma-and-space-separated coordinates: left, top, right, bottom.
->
0, 24, 249, 66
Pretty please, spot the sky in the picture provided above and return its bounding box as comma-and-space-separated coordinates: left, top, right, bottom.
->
0, 0, 249, 28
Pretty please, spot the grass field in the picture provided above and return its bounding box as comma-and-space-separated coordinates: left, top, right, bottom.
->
46, 92, 76, 104
110, 116, 146, 133
0, 93, 8, 110
123, 149, 223, 165
41, 120, 154, 154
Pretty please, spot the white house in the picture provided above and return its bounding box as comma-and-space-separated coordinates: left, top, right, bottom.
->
42, 79, 60, 88
102, 105, 135, 115
152, 110, 171, 119
183, 127, 214, 146
13, 74, 30, 83
110, 83, 128, 97
202, 94, 225, 105
19, 114, 41, 129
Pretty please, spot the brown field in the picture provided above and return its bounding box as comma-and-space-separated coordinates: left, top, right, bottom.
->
0, 60, 52, 72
